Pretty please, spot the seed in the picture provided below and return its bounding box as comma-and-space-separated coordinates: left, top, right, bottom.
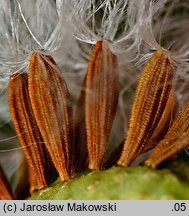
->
85, 40, 119, 170
106, 92, 177, 168
145, 100, 189, 168
0, 164, 14, 200
8, 73, 49, 191
143, 91, 178, 153
117, 48, 174, 167
28, 155, 53, 193
28, 52, 73, 181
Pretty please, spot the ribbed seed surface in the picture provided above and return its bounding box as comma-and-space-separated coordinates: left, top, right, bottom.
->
118, 49, 173, 167
85, 40, 119, 170
144, 92, 178, 152
8, 73, 48, 191
145, 101, 189, 168
28, 53, 73, 181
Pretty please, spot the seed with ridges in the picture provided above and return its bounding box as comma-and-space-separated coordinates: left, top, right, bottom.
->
85, 40, 119, 170
28, 52, 73, 181
143, 91, 178, 153
145, 100, 189, 168
117, 48, 174, 167
8, 73, 49, 191
105, 92, 177, 168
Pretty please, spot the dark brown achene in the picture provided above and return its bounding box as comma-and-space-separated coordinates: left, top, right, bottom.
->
8, 73, 49, 191
85, 40, 119, 170
28, 53, 73, 181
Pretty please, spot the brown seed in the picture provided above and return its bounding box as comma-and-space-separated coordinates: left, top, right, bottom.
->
28, 52, 73, 181
106, 92, 178, 168
145, 100, 189, 168
85, 40, 119, 170
8, 73, 49, 191
117, 48, 174, 167
0, 164, 14, 200
143, 91, 178, 153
